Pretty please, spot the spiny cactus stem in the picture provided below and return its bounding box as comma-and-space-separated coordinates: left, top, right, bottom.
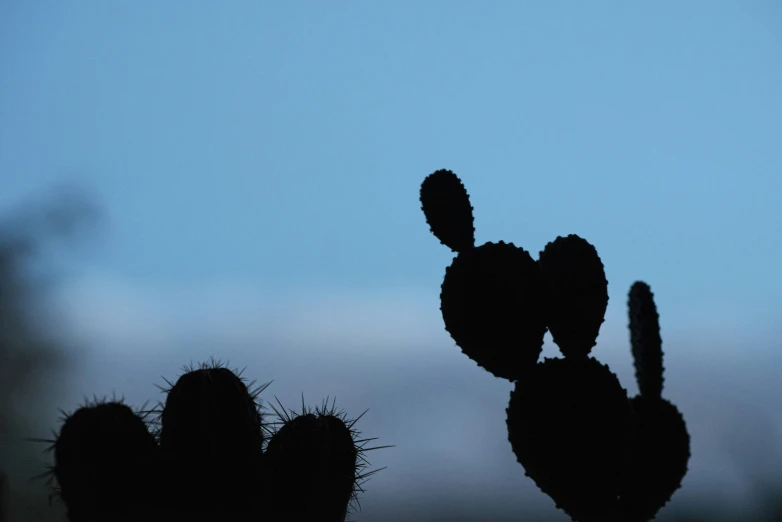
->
628, 281, 664, 400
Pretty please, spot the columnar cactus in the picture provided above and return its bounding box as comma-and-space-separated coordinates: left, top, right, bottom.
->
420, 169, 690, 522
39, 359, 389, 522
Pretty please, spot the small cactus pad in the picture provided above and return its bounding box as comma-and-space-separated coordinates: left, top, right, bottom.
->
628, 281, 664, 399
159, 363, 265, 514
440, 241, 547, 381
265, 399, 387, 522
420, 169, 475, 253
538, 235, 609, 358
620, 396, 690, 521
507, 357, 634, 522
53, 401, 160, 521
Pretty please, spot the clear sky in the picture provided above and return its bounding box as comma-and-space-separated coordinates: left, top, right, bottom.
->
2, 2, 782, 520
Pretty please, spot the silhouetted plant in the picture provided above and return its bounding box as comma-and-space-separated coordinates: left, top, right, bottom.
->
620, 282, 690, 521
420, 169, 690, 522
37, 359, 390, 522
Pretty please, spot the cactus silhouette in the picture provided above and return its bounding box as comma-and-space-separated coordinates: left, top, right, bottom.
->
420, 169, 689, 522
36, 359, 390, 522
420, 169, 547, 381
619, 282, 690, 521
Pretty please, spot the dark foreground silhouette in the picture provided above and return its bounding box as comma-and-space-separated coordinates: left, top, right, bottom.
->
0, 191, 392, 522
37, 359, 391, 522
420, 169, 690, 522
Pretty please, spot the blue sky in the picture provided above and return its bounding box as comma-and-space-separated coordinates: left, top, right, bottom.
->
2, 2, 782, 520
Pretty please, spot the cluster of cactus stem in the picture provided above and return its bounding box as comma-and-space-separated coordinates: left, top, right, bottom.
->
420, 169, 690, 522
37, 358, 389, 522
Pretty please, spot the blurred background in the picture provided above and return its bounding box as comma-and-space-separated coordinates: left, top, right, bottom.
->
2, 2, 781, 521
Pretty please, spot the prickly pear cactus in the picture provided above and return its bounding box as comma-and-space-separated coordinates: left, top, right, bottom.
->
619, 282, 691, 522
420, 169, 547, 381
39, 359, 390, 522
420, 169, 690, 522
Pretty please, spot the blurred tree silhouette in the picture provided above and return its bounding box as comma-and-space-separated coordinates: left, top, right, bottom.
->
0, 186, 101, 522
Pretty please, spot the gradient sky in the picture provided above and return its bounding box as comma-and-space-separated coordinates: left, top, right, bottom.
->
2, 2, 782, 520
